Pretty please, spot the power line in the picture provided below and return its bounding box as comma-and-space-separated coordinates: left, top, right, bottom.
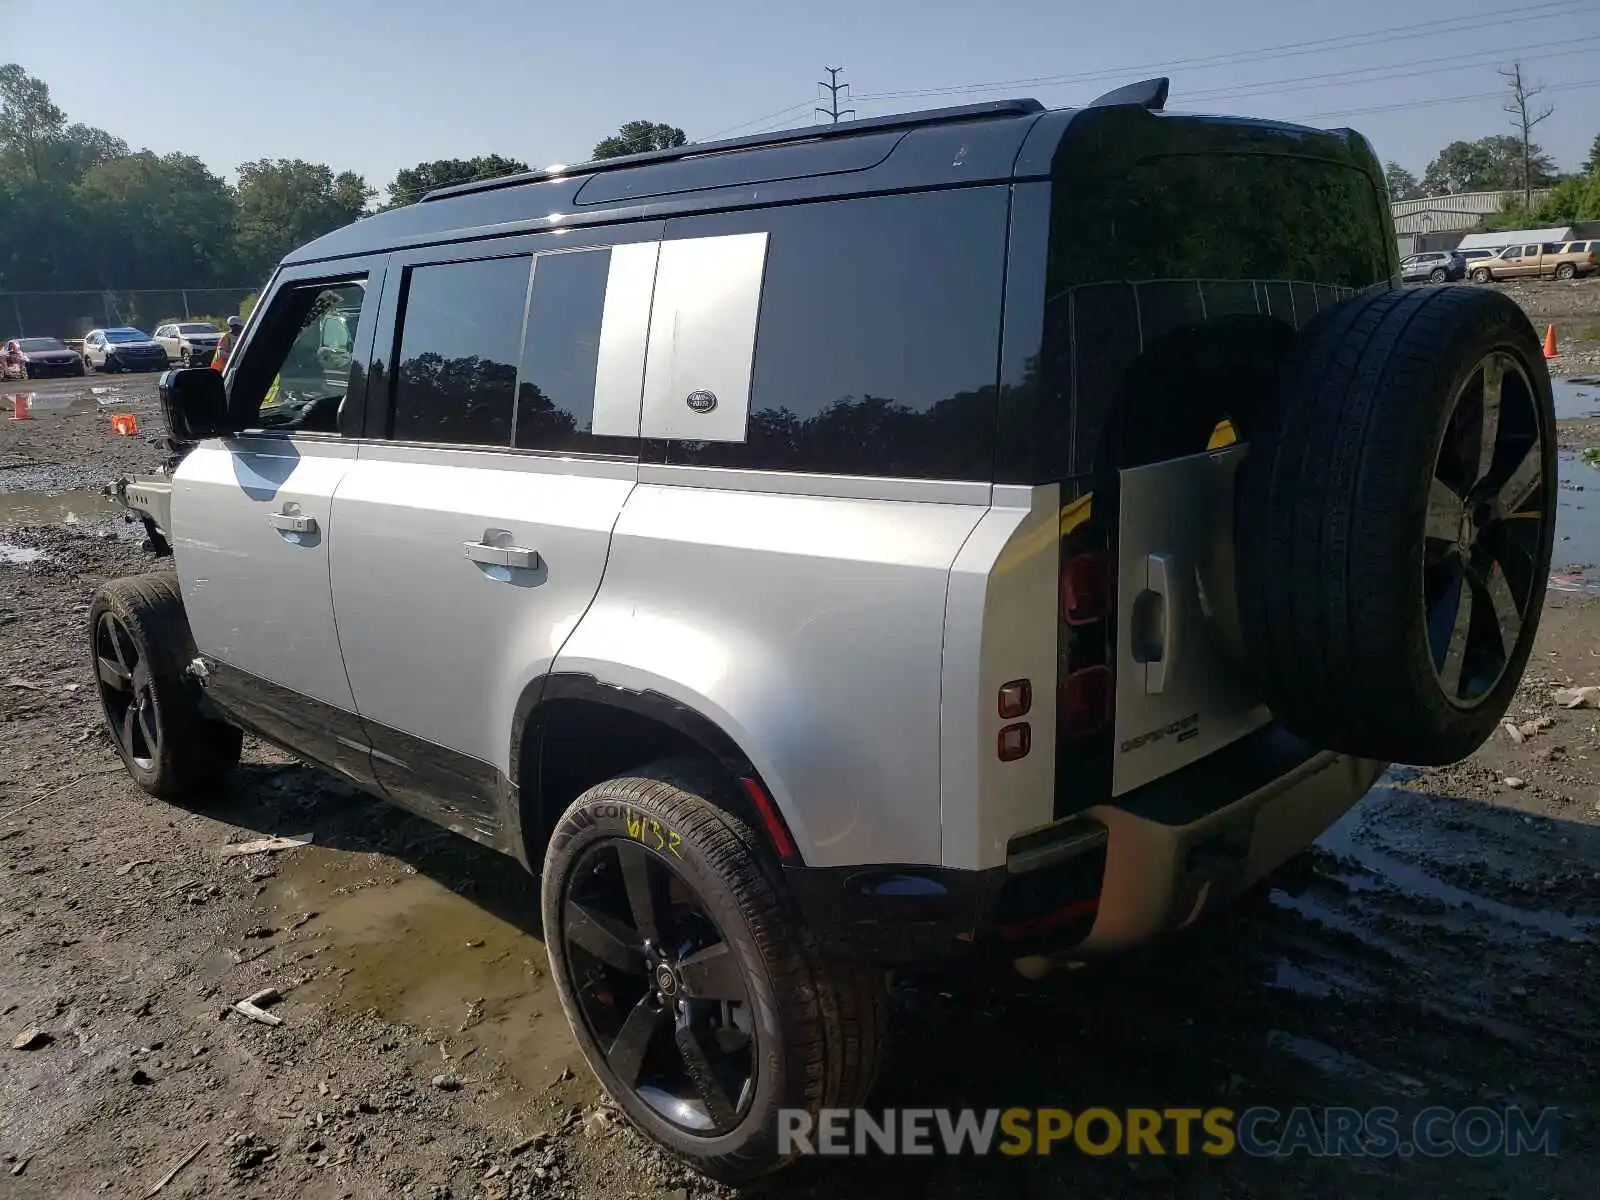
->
1297, 75, 1600, 121
1176, 36, 1600, 104
844, 0, 1593, 107
816, 67, 855, 124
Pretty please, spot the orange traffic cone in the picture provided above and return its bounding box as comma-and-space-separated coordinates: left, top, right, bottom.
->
10, 393, 29, 420
1544, 325, 1560, 359
110, 412, 138, 436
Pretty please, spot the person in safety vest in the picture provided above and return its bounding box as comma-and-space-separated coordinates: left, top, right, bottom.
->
210, 315, 244, 372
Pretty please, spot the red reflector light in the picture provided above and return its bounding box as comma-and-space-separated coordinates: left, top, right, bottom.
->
1061, 552, 1110, 625
1060, 666, 1111, 736
998, 722, 1031, 761
998, 679, 1032, 719
738, 776, 798, 862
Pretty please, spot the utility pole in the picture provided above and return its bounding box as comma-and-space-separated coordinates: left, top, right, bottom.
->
816, 67, 855, 125
1501, 61, 1554, 211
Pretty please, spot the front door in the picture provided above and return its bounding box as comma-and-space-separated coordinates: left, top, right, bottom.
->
170, 263, 384, 785
329, 227, 662, 842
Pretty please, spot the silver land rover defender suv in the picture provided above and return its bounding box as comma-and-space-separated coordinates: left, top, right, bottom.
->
97, 79, 1557, 1180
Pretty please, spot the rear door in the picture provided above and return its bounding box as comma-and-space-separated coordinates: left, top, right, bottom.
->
328, 225, 661, 840
1040, 115, 1394, 801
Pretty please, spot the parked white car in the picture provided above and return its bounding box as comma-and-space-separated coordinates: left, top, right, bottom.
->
154, 322, 222, 365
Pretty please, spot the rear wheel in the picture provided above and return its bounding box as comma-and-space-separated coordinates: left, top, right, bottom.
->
542, 759, 885, 1181
1556, 262, 1576, 280
1429, 267, 1448, 283
89, 573, 242, 799
1237, 285, 1555, 765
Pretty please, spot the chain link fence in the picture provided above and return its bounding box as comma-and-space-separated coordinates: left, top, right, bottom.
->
1, 288, 258, 340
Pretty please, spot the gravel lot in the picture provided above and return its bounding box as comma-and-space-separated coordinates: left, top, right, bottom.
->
4, 287, 1600, 1198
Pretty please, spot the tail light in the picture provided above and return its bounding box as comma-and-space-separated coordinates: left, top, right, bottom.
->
1061, 551, 1110, 625
1059, 665, 1111, 737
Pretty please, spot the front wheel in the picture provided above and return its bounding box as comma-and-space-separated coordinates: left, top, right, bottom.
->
89, 573, 242, 799
1471, 268, 1492, 284
542, 760, 885, 1181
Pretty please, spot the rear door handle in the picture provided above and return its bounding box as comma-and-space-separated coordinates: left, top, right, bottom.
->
268, 512, 318, 534
464, 540, 541, 570
1143, 552, 1178, 695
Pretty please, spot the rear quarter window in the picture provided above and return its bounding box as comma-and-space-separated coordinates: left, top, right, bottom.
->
659, 187, 1009, 481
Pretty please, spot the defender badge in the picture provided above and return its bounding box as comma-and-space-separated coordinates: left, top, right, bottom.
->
685, 390, 718, 413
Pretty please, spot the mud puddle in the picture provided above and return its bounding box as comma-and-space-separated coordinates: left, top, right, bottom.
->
0, 487, 122, 525
1553, 376, 1600, 420
0, 541, 48, 564
1310, 788, 1599, 942
251, 848, 584, 1097
1551, 449, 1600, 589
5, 386, 127, 419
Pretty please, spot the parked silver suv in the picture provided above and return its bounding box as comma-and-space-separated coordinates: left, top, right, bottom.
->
98, 80, 1557, 1181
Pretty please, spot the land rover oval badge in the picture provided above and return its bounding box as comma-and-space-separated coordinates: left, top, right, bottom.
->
685, 390, 718, 414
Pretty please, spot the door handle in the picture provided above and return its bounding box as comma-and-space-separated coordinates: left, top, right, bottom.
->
268, 512, 318, 534
1143, 552, 1178, 695
464, 540, 541, 570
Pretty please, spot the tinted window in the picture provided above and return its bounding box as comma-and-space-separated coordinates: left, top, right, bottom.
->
1045, 151, 1389, 475
515, 248, 632, 454
391, 256, 531, 447
664, 188, 1008, 480
17, 338, 63, 351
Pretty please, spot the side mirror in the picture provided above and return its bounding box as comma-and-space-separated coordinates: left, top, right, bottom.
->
158, 368, 232, 442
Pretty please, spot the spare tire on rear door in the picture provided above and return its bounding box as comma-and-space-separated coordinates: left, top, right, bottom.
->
1236, 285, 1556, 766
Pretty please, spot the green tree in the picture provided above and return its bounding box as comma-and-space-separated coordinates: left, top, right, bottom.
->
232, 158, 374, 278
76, 152, 235, 287
591, 119, 686, 161
1584, 133, 1600, 175
0, 63, 65, 183
1383, 162, 1419, 202
50, 123, 129, 182
1418, 135, 1556, 197
385, 154, 530, 207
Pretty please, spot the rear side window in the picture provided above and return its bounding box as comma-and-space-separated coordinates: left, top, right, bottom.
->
391, 256, 531, 447
515, 248, 637, 454
660, 188, 1008, 480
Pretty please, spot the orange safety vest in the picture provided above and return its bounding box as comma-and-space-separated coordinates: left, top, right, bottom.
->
211, 329, 236, 371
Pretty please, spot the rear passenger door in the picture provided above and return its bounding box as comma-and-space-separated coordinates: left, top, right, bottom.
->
328, 225, 663, 841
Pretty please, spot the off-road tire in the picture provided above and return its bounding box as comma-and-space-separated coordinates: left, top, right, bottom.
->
542, 757, 887, 1181
1237, 285, 1555, 765
88, 572, 242, 798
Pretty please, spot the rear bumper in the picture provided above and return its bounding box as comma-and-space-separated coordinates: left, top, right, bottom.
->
785, 728, 1383, 968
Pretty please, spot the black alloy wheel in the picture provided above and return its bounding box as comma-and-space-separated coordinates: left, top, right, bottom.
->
1423, 350, 1546, 708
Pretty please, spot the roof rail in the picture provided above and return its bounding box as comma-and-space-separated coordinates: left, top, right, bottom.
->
421, 98, 1047, 203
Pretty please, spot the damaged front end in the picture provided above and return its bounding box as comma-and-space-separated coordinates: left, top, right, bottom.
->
104, 367, 209, 557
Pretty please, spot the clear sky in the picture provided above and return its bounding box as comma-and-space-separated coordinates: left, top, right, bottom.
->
11, 0, 1600, 193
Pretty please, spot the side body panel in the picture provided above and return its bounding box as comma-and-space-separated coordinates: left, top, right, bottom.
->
940, 483, 1060, 871
554, 474, 989, 868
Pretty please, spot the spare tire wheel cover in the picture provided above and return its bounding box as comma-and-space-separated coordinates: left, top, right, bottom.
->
1235, 286, 1555, 766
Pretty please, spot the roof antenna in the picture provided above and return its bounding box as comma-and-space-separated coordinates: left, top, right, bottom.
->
1086, 77, 1169, 111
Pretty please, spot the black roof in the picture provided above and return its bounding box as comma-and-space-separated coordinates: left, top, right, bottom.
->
284, 80, 1369, 267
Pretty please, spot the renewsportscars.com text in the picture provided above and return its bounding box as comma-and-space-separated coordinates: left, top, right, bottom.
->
778, 1106, 1561, 1158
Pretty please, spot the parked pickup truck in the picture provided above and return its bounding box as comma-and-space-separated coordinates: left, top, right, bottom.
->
1469, 239, 1599, 283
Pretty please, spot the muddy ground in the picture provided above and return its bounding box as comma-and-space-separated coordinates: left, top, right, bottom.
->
4, 292, 1600, 1199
